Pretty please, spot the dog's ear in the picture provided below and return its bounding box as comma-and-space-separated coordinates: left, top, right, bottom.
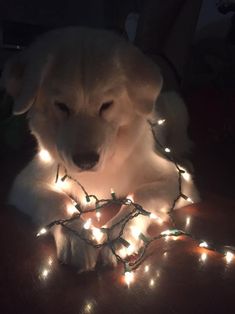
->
1, 50, 51, 115
121, 45, 163, 115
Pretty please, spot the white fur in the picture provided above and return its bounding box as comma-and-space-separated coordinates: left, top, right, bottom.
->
3, 27, 199, 271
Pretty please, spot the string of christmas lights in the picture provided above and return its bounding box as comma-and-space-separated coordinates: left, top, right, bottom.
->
36, 119, 235, 285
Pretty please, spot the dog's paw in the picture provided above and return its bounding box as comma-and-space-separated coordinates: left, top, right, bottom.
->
53, 219, 99, 272
100, 207, 168, 267
100, 211, 144, 268
100, 228, 143, 268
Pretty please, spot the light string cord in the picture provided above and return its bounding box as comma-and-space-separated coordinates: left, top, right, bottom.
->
37, 120, 235, 276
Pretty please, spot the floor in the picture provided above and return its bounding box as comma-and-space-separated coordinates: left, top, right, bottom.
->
0, 86, 235, 314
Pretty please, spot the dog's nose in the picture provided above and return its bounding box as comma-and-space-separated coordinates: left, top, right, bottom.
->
72, 151, 100, 170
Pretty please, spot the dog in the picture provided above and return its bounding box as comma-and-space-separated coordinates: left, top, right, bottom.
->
1, 27, 199, 271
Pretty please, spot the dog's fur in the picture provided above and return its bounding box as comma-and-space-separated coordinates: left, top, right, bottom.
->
1, 27, 199, 271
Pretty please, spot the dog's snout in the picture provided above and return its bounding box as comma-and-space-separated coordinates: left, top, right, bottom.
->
73, 151, 100, 170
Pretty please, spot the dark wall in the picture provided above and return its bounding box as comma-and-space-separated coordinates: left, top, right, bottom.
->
0, 0, 105, 27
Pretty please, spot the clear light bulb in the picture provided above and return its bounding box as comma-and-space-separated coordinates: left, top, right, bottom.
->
96, 211, 101, 221
67, 204, 78, 215
161, 229, 171, 236
55, 179, 70, 190
149, 279, 155, 287
225, 251, 234, 263
187, 197, 194, 204
199, 241, 208, 248
158, 119, 166, 125
126, 194, 134, 204
36, 227, 47, 237
92, 227, 104, 243
200, 252, 207, 262
149, 213, 163, 224
186, 216, 191, 227
38, 149, 52, 163
131, 227, 141, 239
41, 268, 49, 278
124, 271, 134, 286
83, 218, 92, 230
144, 265, 150, 272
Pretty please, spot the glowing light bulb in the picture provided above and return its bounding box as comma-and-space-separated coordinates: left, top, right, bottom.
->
186, 216, 191, 227
124, 271, 134, 286
118, 248, 127, 258
199, 241, 208, 248
55, 179, 70, 190
184, 173, 191, 181
84, 302, 93, 313
131, 227, 141, 239
161, 229, 171, 236
187, 197, 194, 204
164, 147, 171, 153
92, 227, 104, 243
149, 213, 157, 219
225, 251, 234, 263
126, 194, 134, 204
41, 268, 49, 278
38, 149, 52, 163
36, 227, 47, 237
149, 279, 155, 287
144, 265, 150, 272
126, 244, 136, 256
200, 252, 207, 262
96, 211, 101, 221
67, 204, 78, 216
149, 213, 163, 224
179, 166, 191, 181
158, 119, 166, 125
83, 218, 92, 230
48, 257, 53, 266
181, 194, 194, 203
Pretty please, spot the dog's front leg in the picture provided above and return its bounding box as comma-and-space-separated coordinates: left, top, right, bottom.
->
101, 182, 178, 266
99, 183, 171, 266
52, 220, 99, 272
9, 160, 99, 271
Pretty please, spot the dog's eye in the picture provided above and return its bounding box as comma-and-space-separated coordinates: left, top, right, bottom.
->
99, 100, 113, 116
55, 101, 70, 115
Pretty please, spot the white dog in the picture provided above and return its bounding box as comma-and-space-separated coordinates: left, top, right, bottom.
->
1, 27, 199, 271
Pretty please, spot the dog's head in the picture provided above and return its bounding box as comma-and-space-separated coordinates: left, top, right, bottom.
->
1, 27, 162, 172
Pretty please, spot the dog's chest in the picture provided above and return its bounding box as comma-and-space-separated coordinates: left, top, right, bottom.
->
68, 169, 133, 201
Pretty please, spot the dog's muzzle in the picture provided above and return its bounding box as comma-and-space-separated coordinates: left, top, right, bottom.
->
72, 151, 100, 170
